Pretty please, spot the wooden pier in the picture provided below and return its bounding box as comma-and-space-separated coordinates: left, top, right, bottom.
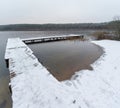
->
22, 35, 84, 44
4, 38, 120, 108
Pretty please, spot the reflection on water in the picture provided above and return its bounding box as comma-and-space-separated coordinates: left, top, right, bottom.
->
28, 40, 103, 81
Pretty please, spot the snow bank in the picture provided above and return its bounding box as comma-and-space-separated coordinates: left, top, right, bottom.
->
5, 38, 120, 108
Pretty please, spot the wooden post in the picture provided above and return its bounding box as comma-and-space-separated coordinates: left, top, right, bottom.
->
5, 59, 9, 68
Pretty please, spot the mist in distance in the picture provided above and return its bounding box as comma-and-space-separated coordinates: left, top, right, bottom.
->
0, 0, 120, 24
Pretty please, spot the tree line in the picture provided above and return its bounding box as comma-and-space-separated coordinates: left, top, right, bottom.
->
0, 23, 108, 31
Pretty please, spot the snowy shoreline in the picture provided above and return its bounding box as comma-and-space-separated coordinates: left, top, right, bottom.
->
5, 38, 120, 108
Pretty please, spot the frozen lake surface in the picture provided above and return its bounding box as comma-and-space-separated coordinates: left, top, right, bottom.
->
5, 38, 120, 108
0, 30, 108, 108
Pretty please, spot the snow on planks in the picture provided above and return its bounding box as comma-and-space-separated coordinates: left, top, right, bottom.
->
5, 38, 120, 108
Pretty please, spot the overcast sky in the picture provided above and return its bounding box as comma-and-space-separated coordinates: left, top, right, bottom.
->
0, 0, 120, 24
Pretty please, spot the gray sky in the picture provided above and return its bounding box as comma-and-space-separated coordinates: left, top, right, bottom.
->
0, 0, 120, 24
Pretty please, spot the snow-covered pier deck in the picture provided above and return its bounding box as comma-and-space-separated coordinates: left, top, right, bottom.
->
4, 38, 120, 108
22, 35, 84, 44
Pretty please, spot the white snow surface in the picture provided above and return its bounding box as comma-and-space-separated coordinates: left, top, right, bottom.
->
5, 38, 120, 108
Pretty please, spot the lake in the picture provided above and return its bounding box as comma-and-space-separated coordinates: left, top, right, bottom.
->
0, 30, 103, 108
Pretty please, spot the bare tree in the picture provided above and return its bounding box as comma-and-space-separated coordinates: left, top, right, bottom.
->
113, 16, 120, 40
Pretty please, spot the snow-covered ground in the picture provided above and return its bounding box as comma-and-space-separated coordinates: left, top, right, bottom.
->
5, 38, 120, 108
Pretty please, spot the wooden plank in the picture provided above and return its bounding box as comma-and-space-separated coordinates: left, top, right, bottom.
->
22, 35, 84, 44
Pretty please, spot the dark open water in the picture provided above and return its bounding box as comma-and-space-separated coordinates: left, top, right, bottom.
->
0, 30, 102, 108
28, 40, 103, 81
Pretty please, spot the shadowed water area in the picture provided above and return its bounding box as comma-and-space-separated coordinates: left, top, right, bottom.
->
28, 40, 103, 81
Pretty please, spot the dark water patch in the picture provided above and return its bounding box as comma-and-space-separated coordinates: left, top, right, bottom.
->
0, 76, 12, 108
0, 100, 6, 108
28, 40, 103, 81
